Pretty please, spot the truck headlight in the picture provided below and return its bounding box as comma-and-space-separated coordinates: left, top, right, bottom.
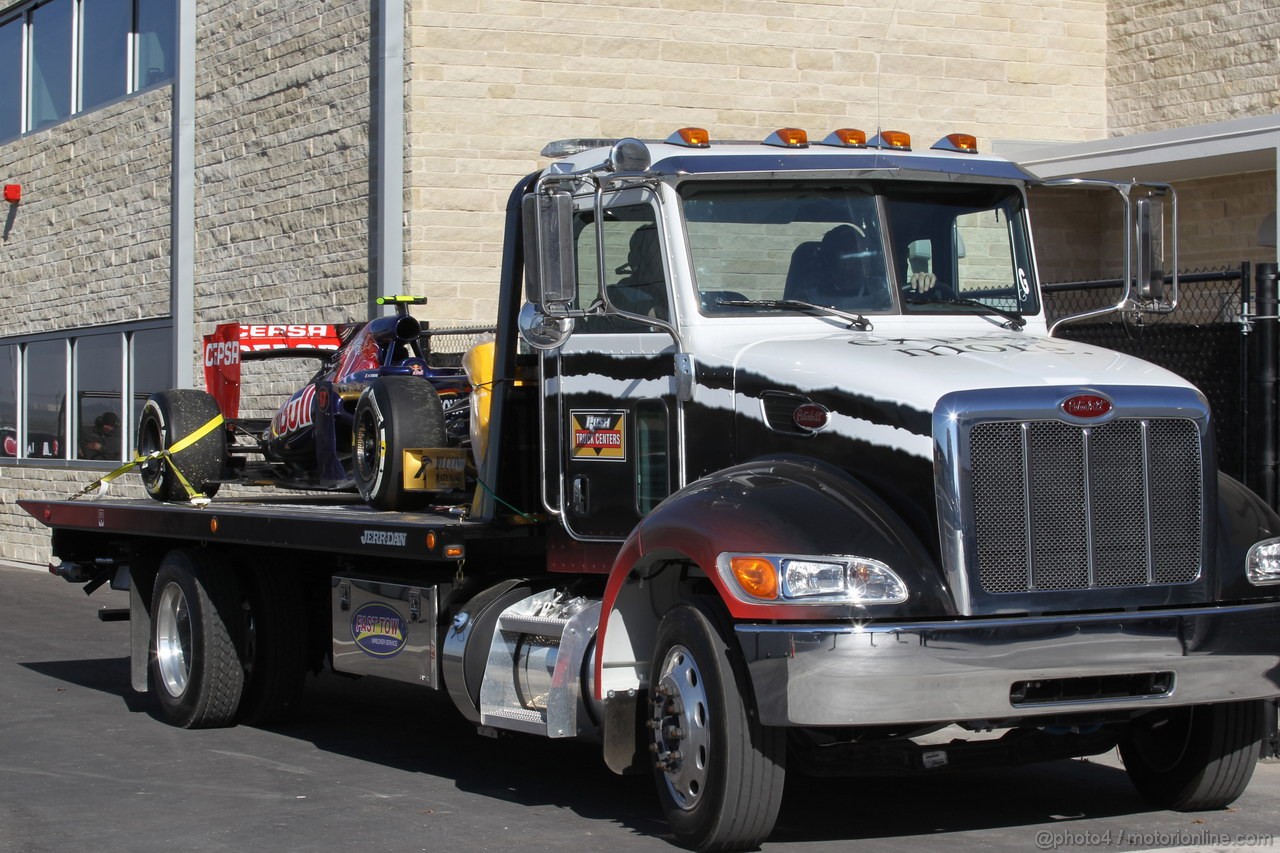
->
1246, 537, 1280, 585
721, 553, 907, 605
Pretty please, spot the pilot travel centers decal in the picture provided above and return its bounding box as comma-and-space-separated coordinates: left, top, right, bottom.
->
570, 410, 627, 462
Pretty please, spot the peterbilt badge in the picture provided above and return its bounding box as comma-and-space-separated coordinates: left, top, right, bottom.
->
1061, 393, 1112, 419
793, 403, 831, 432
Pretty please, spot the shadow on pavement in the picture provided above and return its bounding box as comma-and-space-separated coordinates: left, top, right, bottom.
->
20, 654, 1159, 848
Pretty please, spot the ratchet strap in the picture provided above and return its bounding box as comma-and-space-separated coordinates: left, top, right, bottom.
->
72, 413, 224, 507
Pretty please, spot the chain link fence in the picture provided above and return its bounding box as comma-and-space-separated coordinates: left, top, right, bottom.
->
1042, 266, 1250, 482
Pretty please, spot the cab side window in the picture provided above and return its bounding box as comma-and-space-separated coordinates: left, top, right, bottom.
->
574, 204, 669, 331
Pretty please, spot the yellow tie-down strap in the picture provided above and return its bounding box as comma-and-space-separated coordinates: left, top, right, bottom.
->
72, 413, 224, 507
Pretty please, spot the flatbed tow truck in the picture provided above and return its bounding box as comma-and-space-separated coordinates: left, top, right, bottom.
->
23, 126, 1280, 851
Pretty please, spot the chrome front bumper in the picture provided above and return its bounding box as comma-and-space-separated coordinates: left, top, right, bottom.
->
736, 602, 1280, 727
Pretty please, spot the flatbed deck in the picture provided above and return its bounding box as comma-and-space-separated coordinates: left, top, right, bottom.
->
20, 495, 540, 563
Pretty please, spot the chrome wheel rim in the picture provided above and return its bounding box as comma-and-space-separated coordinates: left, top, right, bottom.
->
155, 582, 193, 698
651, 644, 712, 811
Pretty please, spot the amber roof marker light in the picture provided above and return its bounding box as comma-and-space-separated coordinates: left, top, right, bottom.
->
820, 129, 868, 148
763, 128, 809, 148
869, 130, 912, 151
667, 127, 711, 148
931, 133, 979, 154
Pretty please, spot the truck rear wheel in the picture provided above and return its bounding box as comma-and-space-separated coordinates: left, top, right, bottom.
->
150, 549, 245, 728
137, 389, 226, 502
352, 377, 447, 510
649, 600, 785, 851
236, 566, 308, 726
1120, 700, 1265, 810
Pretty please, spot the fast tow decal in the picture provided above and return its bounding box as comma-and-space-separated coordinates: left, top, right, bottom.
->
571, 410, 627, 461
351, 602, 407, 658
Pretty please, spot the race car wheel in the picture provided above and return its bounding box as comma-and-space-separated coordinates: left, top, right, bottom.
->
352, 377, 447, 510
150, 548, 245, 728
137, 389, 226, 502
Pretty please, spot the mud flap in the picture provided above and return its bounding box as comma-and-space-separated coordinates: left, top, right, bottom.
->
130, 580, 151, 693
603, 689, 648, 775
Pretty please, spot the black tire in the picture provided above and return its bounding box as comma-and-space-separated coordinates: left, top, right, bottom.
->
149, 549, 245, 729
649, 600, 786, 851
1120, 700, 1266, 810
352, 377, 447, 510
137, 389, 226, 502
235, 565, 309, 726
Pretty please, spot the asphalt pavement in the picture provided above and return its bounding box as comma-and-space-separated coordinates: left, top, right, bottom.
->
1, 562, 1277, 853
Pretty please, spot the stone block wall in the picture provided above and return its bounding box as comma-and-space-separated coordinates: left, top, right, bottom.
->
0, 88, 173, 336
1108, 0, 1280, 136
193, 0, 373, 334
1031, 170, 1277, 293
403, 0, 1110, 323
1174, 170, 1277, 271
0, 85, 173, 564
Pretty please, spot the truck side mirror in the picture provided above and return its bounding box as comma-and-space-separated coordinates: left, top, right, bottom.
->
522, 190, 576, 308
1135, 196, 1165, 302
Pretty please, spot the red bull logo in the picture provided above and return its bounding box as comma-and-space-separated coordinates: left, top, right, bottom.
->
272, 385, 316, 437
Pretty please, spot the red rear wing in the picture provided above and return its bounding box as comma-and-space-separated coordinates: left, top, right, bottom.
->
202, 323, 350, 419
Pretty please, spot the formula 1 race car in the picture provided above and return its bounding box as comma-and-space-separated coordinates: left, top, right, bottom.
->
137, 297, 493, 510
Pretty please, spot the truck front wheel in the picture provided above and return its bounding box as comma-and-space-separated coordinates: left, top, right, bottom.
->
649, 600, 786, 851
1120, 700, 1265, 810
150, 549, 246, 728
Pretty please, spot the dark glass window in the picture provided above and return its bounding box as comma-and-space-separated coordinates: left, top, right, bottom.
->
135, 0, 175, 88
573, 203, 668, 333
131, 327, 172, 431
29, 0, 73, 130
76, 334, 123, 461
635, 400, 669, 515
81, 0, 131, 111
0, 17, 21, 141
25, 340, 66, 459
0, 346, 17, 457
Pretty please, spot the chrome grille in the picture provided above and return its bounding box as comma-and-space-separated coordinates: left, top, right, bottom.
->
969, 418, 1202, 595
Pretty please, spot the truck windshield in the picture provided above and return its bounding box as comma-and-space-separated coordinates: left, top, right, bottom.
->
681, 181, 1040, 319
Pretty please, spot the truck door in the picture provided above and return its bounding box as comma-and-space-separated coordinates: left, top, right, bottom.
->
542, 190, 679, 540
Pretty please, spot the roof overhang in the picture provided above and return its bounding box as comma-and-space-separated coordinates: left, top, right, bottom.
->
995, 113, 1280, 183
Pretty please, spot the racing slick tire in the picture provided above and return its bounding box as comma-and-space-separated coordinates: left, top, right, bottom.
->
648, 599, 786, 851
352, 376, 447, 510
1120, 699, 1266, 811
137, 389, 226, 502
149, 548, 245, 729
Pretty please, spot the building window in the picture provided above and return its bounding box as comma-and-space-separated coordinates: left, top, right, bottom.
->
0, 322, 171, 465
25, 339, 67, 459
75, 333, 123, 460
130, 326, 173, 430
0, 345, 18, 458
135, 0, 174, 89
0, 0, 175, 144
81, 0, 132, 112
29, 0, 74, 131
0, 17, 21, 141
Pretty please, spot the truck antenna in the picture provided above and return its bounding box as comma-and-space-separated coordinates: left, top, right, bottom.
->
874, 0, 904, 142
